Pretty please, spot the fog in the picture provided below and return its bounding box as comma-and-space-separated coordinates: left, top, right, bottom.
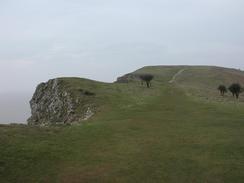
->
0, 0, 244, 123
0, 93, 31, 124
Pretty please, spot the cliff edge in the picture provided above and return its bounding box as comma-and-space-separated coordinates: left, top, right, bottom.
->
28, 78, 96, 126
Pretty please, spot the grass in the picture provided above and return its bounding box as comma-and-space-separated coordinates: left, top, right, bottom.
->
174, 66, 244, 102
1, 66, 244, 182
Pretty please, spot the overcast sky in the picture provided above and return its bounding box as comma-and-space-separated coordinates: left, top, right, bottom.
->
1, 0, 244, 93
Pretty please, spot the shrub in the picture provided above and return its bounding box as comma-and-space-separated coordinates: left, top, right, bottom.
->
217, 85, 227, 96
139, 74, 154, 88
229, 83, 242, 99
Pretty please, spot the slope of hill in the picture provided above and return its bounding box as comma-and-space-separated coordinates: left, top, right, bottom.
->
120, 65, 244, 101
1, 66, 244, 183
27, 77, 162, 125
172, 66, 244, 101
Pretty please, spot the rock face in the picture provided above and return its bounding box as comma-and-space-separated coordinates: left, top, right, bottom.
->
116, 73, 140, 83
28, 79, 95, 126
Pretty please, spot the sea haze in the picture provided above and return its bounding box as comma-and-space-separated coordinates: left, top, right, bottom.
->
0, 92, 31, 124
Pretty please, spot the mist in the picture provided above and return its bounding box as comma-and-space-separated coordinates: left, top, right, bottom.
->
0, 0, 244, 123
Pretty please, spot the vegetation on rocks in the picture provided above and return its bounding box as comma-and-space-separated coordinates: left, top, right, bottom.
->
28, 78, 97, 126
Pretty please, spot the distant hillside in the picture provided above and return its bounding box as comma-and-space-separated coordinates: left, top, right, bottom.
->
28, 65, 244, 125
118, 65, 244, 101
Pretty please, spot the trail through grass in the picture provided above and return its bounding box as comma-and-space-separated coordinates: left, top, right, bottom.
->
1, 79, 244, 182
169, 69, 186, 83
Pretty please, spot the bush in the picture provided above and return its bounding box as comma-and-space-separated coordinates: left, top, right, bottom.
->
139, 74, 154, 88
229, 83, 242, 99
218, 85, 227, 96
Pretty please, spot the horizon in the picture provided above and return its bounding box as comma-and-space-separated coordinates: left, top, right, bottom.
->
1, 0, 244, 93
0, 64, 243, 124
0, 64, 243, 93
1, 0, 244, 123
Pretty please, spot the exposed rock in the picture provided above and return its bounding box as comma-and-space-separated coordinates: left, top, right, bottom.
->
28, 79, 96, 126
83, 107, 94, 120
116, 73, 140, 83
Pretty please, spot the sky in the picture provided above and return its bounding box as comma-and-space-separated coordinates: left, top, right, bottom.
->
0, 0, 244, 94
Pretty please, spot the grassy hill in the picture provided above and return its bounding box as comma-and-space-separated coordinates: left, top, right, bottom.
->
1, 66, 244, 182
133, 65, 244, 101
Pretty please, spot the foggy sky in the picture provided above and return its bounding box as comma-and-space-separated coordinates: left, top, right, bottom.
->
1, 0, 244, 93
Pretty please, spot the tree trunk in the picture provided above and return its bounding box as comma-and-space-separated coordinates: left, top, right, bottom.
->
146, 82, 150, 88
236, 93, 239, 99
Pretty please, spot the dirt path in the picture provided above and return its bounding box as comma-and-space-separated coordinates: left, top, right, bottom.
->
169, 69, 186, 83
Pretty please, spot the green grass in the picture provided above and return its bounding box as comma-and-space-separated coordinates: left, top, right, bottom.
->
173, 66, 244, 102
1, 66, 244, 182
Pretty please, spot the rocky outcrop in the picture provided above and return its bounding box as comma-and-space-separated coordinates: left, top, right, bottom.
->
28, 78, 95, 126
116, 73, 140, 83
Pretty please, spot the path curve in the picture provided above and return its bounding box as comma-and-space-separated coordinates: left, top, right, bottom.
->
169, 69, 186, 83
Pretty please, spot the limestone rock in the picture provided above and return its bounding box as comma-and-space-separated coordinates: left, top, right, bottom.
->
28, 78, 95, 126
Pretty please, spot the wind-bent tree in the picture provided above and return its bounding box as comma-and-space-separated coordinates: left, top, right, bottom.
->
139, 74, 154, 88
218, 85, 227, 96
229, 83, 242, 99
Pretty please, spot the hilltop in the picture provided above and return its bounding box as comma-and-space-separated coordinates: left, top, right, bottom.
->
1, 65, 244, 182
28, 65, 244, 126
119, 65, 244, 100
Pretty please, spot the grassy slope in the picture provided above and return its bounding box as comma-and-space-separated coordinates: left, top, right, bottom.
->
1, 66, 244, 183
173, 66, 244, 102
